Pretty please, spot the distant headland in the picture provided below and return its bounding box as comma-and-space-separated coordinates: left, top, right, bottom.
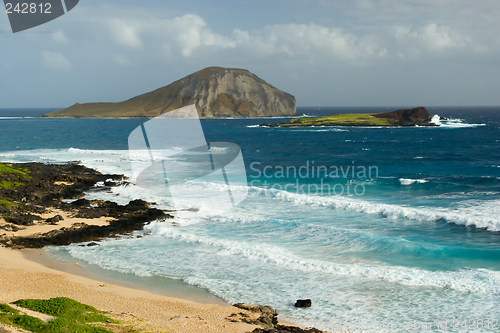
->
264, 107, 440, 127
44, 67, 296, 119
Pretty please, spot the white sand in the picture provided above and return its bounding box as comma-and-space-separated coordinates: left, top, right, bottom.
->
0, 246, 266, 333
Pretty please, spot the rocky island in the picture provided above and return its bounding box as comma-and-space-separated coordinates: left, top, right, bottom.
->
44, 67, 296, 118
266, 107, 439, 127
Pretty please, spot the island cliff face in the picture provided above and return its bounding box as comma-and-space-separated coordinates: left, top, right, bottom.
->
372, 107, 433, 126
45, 67, 296, 118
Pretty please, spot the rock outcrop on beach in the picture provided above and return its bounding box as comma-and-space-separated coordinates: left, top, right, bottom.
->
44, 67, 296, 118
232, 303, 324, 333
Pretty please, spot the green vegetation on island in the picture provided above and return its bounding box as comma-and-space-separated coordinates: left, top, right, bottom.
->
274, 113, 394, 127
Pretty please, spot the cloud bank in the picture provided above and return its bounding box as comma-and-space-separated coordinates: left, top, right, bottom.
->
0, 1, 498, 107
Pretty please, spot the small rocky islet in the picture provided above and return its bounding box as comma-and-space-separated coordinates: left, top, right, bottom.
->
263, 106, 440, 127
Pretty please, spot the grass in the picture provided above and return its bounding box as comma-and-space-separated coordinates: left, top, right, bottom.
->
0, 303, 45, 332
0, 181, 25, 189
0, 163, 31, 179
0, 163, 30, 213
0, 297, 116, 333
0, 198, 21, 210
279, 114, 394, 127
0, 304, 19, 314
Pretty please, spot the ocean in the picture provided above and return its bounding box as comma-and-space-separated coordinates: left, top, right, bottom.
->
1, 106, 499, 332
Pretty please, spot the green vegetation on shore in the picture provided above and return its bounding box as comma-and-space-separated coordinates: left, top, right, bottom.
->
0, 297, 116, 333
0, 198, 21, 210
0, 180, 25, 189
0, 163, 29, 215
277, 114, 394, 127
0, 163, 31, 179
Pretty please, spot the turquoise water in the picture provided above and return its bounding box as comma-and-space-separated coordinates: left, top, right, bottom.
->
1, 107, 499, 332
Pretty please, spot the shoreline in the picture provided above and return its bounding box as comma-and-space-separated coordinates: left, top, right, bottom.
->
0, 162, 323, 333
23, 248, 228, 306
0, 245, 303, 332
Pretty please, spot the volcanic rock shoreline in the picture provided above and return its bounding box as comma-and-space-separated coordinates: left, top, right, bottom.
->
0, 162, 172, 248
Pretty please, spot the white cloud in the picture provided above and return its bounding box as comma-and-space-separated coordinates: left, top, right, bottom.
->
79, 11, 386, 62
232, 24, 386, 62
43, 5, 494, 66
52, 31, 69, 43
112, 54, 131, 66
168, 14, 235, 56
391, 23, 475, 59
107, 19, 143, 49
74, 10, 235, 57
2, 2, 499, 107
42, 51, 72, 72
419, 23, 469, 51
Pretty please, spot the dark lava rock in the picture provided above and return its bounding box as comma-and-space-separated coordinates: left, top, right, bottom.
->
0, 224, 20, 232
87, 242, 100, 247
0, 162, 172, 249
373, 106, 434, 126
46, 215, 64, 225
251, 326, 323, 333
4, 206, 170, 248
294, 299, 312, 308
71, 198, 91, 207
0, 162, 124, 225
5, 214, 43, 226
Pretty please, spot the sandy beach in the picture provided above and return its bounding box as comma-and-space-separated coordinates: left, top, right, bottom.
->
0, 212, 313, 333
0, 244, 281, 333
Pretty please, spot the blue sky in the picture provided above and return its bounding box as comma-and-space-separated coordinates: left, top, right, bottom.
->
1, 0, 499, 108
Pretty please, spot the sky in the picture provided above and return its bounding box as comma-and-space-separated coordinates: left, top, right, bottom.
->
1, 0, 499, 108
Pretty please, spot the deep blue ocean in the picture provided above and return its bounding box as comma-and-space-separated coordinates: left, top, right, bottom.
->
1, 107, 499, 332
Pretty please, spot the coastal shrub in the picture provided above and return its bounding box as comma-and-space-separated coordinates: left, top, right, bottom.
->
0, 163, 31, 179
11, 314, 45, 331
282, 113, 393, 126
45, 317, 111, 333
2, 298, 115, 333
0, 199, 20, 210
0, 303, 19, 314
0, 181, 25, 189
13, 297, 110, 323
